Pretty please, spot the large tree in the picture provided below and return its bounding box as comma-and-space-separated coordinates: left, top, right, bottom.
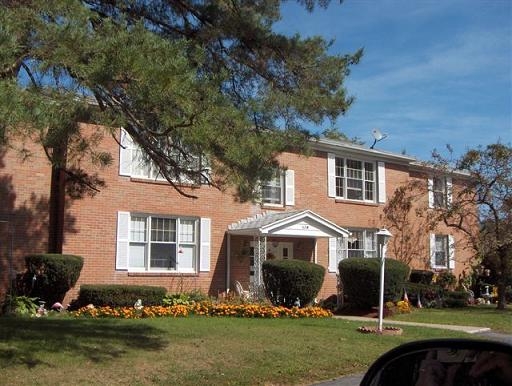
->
0, 0, 361, 252
430, 143, 512, 310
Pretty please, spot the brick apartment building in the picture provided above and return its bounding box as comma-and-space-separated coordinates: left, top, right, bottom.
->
0, 125, 474, 303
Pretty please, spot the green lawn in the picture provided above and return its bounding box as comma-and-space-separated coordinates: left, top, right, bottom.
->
389, 305, 512, 333
0, 315, 471, 386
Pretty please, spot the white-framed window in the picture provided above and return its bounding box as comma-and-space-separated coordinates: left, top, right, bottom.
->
328, 154, 384, 203
347, 229, 377, 258
116, 212, 211, 273
119, 129, 205, 184
328, 229, 377, 272
428, 176, 452, 209
260, 169, 295, 206
430, 233, 455, 270
262, 170, 284, 205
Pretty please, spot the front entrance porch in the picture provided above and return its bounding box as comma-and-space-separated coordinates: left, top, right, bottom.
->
226, 210, 350, 295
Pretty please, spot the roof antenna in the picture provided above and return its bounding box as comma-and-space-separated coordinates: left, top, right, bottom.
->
370, 128, 388, 149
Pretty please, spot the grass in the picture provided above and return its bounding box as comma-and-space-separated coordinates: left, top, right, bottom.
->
388, 304, 512, 333
0, 315, 471, 386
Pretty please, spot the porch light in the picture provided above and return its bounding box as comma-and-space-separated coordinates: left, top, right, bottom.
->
376, 228, 392, 333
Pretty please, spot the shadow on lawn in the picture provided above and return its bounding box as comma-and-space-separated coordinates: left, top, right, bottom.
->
0, 317, 168, 369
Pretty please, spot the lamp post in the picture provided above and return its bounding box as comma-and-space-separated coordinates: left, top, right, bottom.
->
376, 228, 392, 333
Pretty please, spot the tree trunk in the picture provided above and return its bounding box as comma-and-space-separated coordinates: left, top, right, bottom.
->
47, 143, 67, 254
493, 276, 508, 310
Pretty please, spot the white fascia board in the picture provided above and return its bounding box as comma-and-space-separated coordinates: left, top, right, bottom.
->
310, 138, 416, 165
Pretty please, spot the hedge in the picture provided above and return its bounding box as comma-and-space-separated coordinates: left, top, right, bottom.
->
23, 254, 83, 306
262, 259, 325, 308
338, 257, 410, 309
443, 290, 469, 308
74, 284, 167, 308
409, 270, 434, 285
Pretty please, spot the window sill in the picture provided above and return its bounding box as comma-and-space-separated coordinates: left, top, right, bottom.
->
260, 204, 286, 210
124, 176, 201, 188
127, 272, 199, 277
334, 198, 379, 207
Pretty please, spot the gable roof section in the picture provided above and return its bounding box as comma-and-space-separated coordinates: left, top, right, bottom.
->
227, 210, 350, 238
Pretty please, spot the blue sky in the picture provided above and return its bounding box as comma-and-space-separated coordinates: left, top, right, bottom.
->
277, 0, 512, 161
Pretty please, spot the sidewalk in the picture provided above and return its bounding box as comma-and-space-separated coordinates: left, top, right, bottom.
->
332, 315, 491, 334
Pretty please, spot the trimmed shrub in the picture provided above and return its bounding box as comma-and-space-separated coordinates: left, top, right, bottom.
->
409, 270, 434, 285
22, 254, 83, 306
338, 258, 410, 309
404, 282, 443, 308
74, 284, 167, 308
262, 259, 325, 308
443, 290, 469, 308
436, 271, 456, 290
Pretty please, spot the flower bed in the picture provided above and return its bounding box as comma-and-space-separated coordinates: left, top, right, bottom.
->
357, 326, 403, 335
71, 301, 332, 319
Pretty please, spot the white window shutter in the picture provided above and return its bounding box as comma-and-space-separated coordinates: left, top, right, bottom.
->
429, 233, 436, 268
116, 211, 130, 270
328, 237, 338, 273
285, 169, 295, 206
119, 129, 132, 176
377, 161, 386, 203
327, 153, 336, 198
427, 177, 434, 208
446, 177, 453, 206
448, 235, 455, 269
200, 218, 211, 272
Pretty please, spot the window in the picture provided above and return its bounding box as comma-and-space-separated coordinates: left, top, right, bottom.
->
329, 229, 377, 271
434, 235, 448, 267
119, 129, 205, 184
334, 156, 376, 202
125, 214, 198, 272
347, 229, 377, 258
260, 169, 295, 206
261, 170, 284, 205
428, 176, 452, 209
433, 177, 447, 208
430, 234, 455, 270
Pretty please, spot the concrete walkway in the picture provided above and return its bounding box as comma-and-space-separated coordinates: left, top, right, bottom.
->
332, 315, 492, 333
311, 316, 501, 386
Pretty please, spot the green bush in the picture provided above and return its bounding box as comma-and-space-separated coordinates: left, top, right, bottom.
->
74, 284, 167, 308
436, 271, 456, 289
339, 258, 410, 309
163, 290, 210, 306
409, 270, 434, 285
22, 254, 83, 306
1, 295, 40, 316
443, 290, 469, 308
404, 282, 443, 308
262, 259, 325, 308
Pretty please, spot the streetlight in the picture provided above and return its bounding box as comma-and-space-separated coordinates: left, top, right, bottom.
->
376, 228, 392, 333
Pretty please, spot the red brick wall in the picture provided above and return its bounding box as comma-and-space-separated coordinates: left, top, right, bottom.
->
0, 125, 475, 305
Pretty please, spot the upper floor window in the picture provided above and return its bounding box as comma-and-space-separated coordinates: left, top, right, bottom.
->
262, 170, 284, 205
328, 154, 385, 203
335, 157, 375, 201
260, 169, 295, 206
428, 176, 452, 208
119, 129, 204, 184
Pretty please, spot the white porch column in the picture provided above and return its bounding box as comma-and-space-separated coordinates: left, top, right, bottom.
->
254, 235, 267, 288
